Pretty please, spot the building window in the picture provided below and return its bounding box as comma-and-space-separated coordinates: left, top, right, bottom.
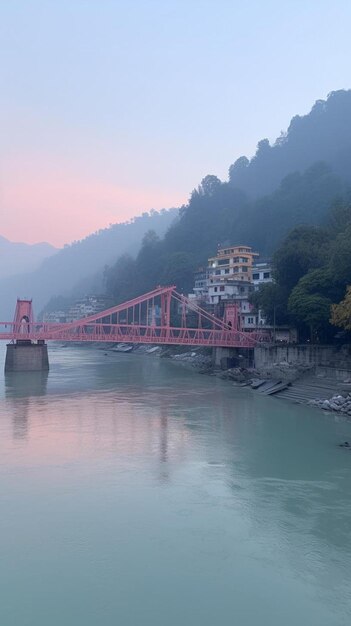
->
264, 272, 270, 279
220, 286, 225, 292
252, 273, 259, 280
248, 317, 254, 324
225, 269, 229, 274
214, 287, 218, 292
242, 266, 248, 272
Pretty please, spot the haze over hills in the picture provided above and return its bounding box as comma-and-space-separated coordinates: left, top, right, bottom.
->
228, 90, 351, 198
103, 90, 351, 305
3, 89, 351, 320
0, 209, 177, 320
0, 235, 57, 279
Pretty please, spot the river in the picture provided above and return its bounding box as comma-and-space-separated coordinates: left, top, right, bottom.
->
0, 343, 351, 625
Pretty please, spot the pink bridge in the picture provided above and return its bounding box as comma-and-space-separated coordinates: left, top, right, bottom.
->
0, 286, 268, 349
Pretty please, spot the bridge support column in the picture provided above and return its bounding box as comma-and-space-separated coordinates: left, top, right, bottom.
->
5, 340, 49, 372
213, 347, 237, 368
213, 347, 254, 369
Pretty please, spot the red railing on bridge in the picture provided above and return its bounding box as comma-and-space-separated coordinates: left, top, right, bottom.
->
0, 287, 268, 348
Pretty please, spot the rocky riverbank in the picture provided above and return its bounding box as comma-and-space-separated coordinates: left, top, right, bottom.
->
309, 393, 351, 414
96, 342, 351, 414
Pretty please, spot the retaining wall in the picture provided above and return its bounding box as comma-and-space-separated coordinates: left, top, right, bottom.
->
254, 344, 351, 379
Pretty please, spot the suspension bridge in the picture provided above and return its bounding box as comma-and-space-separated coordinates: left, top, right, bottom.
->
1, 286, 268, 371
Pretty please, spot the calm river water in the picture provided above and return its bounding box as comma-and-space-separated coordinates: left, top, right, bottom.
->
0, 343, 351, 625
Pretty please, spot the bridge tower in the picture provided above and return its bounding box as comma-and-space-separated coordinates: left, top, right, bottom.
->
5, 300, 49, 372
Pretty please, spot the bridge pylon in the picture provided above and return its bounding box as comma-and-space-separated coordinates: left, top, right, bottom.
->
4, 300, 49, 372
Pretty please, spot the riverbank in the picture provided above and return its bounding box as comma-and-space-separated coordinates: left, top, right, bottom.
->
65, 341, 351, 415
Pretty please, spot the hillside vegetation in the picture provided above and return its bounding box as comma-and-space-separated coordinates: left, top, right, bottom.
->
6, 89, 351, 329
251, 201, 351, 341
0, 209, 177, 320
228, 89, 351, 197
104, 91, 351, 306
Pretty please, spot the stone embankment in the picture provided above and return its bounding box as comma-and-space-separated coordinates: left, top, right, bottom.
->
100, 342, 351, 413
218, 361, 351, 412
309, 394, 351, 414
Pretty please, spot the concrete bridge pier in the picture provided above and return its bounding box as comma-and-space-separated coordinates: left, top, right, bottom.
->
5, 340, 49, 372
213, 346, 254, 369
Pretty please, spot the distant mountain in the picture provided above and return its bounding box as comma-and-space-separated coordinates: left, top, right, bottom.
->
228, 90, 351, 197
4, 90, 351, 320
0, 209, 177, 320
0, 235, 57, 279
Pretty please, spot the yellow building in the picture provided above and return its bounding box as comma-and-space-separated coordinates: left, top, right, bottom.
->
208, 245, 259, 283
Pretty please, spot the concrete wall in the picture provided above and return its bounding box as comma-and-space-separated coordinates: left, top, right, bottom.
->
5, 343, 49, 372
213, 347, 234, 366
213, 346, 253, 368
254, 344, 351, 375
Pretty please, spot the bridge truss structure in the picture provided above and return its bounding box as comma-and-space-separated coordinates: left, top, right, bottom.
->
0, 286, 267, 348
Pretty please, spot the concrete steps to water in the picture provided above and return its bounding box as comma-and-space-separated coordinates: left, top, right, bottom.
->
273, 376, 339, 404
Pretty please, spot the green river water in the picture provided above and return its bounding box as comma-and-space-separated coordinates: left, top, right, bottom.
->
0, 343, 351, 625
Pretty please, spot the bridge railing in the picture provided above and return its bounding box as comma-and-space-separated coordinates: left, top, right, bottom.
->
0, 320, 263, 348
1, 287, 272, 348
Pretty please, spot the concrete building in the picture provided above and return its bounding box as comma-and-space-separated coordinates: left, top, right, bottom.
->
252, 261, 273, 288
208, 245, 259, 284
193, 267, 209, 299
207, 246, 258, 332
188, 248, 291, 337
251, 261, 274, 326
42, 310, 67, 324
67, 295, 113, 322
208, 279, 254, 306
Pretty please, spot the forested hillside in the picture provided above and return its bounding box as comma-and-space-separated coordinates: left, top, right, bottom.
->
228, 90, 351, 197
8, 89, 351, 322
251, 202, 351, 342
0, 209, 177, 320
104, 90, 351, 308
104, 164, 349, 303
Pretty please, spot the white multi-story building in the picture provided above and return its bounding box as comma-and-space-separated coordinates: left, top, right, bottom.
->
67, 295, 113, 322
252, 262, 273, 288
189, 248, 276, 332
42, 310, 67, 324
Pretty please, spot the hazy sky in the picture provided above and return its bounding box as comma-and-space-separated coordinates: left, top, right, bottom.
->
1, 0, 351, 246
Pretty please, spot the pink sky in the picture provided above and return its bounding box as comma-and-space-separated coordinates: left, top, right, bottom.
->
2, 2, 351, 250
1, 169, 186, 247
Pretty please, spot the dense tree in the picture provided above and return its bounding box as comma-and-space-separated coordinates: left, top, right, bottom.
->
251, 228, 343, 340
228, 156, 249, 181
273, 226, 330, 292
161, 252, 194, 293
328, 225, 351, 285
331, 287, 351, 331
103, 254, 137, 303
288, 270, 335, 341
198, 175, 222, 196
228, 89, 351, 197
250, 283, 290, 326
